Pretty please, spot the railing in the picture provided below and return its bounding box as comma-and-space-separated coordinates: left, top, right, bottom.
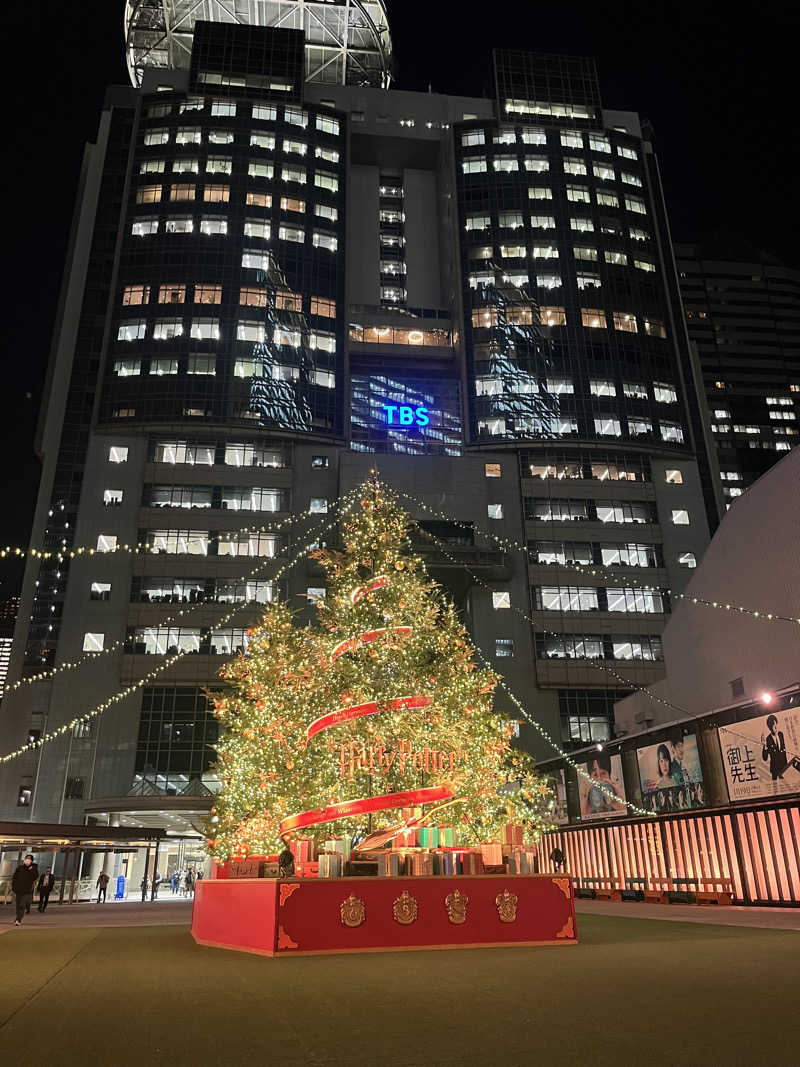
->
540, 799, 800, 906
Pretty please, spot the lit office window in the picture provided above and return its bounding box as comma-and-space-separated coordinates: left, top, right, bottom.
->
136, 184, 162, 204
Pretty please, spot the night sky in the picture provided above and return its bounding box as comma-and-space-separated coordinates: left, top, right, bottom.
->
1, 0, 795, 596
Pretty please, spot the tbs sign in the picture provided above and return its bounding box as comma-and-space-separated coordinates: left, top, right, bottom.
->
382, 404, 430, 428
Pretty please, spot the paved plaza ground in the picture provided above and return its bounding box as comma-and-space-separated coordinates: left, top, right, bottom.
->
1, 901, 798, 1065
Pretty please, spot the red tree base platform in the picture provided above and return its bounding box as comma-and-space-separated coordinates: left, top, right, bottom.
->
191, 874, 577, 957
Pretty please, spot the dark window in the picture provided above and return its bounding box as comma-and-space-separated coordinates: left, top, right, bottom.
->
17, 786, 32, 807
64, 776, 85, 799
730, 677, 745, 699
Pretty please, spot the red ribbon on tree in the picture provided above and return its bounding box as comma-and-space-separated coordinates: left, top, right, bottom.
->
306, 693, 432, 740
329, 625, 412, 664
279, 784, 454, 836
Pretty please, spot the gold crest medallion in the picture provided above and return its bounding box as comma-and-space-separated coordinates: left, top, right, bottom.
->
392, 890, 418, 925
445, 889, 469, 925
340, 893, 366, 928
495, 888, 519, 923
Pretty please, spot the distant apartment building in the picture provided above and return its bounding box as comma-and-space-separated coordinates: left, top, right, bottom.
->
676, 244, 800, 513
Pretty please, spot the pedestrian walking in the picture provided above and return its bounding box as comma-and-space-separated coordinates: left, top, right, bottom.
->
152, 871, 162, 899
12, 854, 38, 926
37, 868, 55, 912
140, 874, 149, 902
184, 869, 194, 897
96, 871, 110, 903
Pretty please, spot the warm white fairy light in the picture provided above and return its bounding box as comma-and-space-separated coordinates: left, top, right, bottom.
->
411, 524, 657, 818
2, 505, 350, 700
392, 487, 800, 629
0, 510, 323, 564
0, 496, 358, 766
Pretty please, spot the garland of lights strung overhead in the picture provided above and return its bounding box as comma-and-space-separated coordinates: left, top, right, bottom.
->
3, 505, 350, 700
0, 497, 358, 765
390, 487, 800, 628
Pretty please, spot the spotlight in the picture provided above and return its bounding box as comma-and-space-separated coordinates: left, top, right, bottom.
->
760, 691, 774, 705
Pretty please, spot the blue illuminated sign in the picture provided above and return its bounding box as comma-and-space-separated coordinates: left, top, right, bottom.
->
382, 404, 430, 428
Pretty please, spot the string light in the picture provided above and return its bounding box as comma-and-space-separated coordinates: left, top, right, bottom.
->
392, 487, 800, 628
0, 496, 358, 766
208, 473, 560, 859
417, 522, 688, 718
2, 504, 353, 701
0, 509, 331, 564
409, 523, 659, 818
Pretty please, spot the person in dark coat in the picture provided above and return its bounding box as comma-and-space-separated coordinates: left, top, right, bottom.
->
12, 855, 38, 925
762, 715, 789, 780
37, 868, 55, 912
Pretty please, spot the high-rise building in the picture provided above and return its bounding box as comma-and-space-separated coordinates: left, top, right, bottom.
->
0, 13, 713, 827
676, 244, 800, 512
0, 595, 19, 702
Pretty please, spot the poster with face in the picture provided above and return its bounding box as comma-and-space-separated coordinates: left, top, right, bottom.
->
718, 707, 800, 801
637, 735, 705, 814
577, 753, 627, 820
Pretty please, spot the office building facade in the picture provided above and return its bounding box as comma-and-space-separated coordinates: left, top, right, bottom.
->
0, 12, 711, 826
676, 244, 800, 508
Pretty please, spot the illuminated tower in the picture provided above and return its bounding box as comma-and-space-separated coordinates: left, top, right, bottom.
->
0, 18, 713, 830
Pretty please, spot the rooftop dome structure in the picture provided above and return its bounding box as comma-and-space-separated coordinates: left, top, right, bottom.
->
124, 0, 392, 89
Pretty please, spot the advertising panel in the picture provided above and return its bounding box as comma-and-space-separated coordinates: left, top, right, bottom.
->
718, 706, 800, 801
578, 753, 627, 820
636, 735, 705, 813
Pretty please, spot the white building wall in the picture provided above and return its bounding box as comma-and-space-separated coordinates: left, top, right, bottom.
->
616, 450, 800, 734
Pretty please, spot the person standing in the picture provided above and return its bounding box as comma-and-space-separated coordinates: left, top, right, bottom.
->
12, 855, 38, 926
140, 874, 149, 902
184, 869, 194, 897
37, 868, 55, 913
96, 871, 110, 903
762, 715, 789, 780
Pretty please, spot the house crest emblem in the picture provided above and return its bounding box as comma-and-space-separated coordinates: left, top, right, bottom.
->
445, 889, 469, 925
393, 890, 418, 925
340, 893, 366, 928
495, 888, 519, 923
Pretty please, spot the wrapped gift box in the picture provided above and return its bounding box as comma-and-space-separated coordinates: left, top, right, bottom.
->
291, 838, 315, 863
395, 829, 417, 848
461, 851, 485, 876
318, 853, 343, 878
411, 852, 434, 876
440, 851, 460, 876
439, 826, 456, 847
378, 852, 402, 877
418, 827, 440, 849
323, 837, 352, 860
480, 843, 504, 866
504, 824, 524, 847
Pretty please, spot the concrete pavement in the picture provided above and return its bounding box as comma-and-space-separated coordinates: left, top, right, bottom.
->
0, 898, 193, 930
575, 896, 800, 930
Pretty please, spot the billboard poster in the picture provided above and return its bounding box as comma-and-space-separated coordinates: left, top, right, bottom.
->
578, 753, 627, 820
636, 735, 705, 813
718, 706, 800, 802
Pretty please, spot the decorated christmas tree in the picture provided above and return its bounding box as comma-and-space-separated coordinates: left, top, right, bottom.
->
207, 475, 556, 859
